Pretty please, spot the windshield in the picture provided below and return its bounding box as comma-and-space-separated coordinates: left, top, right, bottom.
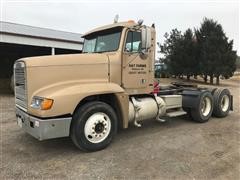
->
83, 28, 122, 53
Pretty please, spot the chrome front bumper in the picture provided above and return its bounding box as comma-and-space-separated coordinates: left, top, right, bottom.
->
16, 108, 72, 140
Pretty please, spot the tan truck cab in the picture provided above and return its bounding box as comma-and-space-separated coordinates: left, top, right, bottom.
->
14, 20, 233, 151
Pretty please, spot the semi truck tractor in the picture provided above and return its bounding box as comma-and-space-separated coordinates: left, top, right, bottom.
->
14, 20, 233, 151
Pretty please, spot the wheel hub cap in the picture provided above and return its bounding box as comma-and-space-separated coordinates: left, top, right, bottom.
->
201, 96, 211, 116
84, 112, 111, 143
221, 95, 230, 112
95, 123, 105, 134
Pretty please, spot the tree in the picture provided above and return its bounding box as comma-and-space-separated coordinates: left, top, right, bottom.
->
180, 29, 199, 80
160, 29, 184, 77
160, 29, 198, 80
236, 56, 240, 70
195, 18, 237, 84
160, 18, 237, 85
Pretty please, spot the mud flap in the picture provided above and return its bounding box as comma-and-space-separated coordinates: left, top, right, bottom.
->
230, 95, 233, 111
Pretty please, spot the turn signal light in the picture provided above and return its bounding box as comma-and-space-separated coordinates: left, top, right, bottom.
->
41, 99, 54, 110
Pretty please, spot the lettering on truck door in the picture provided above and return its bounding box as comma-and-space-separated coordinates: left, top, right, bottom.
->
122, 30, 149, 90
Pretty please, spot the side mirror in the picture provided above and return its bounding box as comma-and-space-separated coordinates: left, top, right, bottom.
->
141, 27, 152, 53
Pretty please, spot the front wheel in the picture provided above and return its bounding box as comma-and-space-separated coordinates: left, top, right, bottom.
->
70, 101, 118, 151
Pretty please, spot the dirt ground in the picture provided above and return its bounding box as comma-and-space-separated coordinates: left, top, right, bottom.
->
0, 77, 240, 180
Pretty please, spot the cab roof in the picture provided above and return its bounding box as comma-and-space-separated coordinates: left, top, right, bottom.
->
82, 21, 137, 37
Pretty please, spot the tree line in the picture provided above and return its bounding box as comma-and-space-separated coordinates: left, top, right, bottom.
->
159, 18, 237, 85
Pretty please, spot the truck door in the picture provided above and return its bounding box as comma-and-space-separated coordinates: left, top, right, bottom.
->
122, 30, 150, 93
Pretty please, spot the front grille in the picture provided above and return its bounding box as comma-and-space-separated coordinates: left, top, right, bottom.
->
14, 61, 27, 111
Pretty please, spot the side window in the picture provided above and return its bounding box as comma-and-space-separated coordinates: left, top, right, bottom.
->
125, 31, 141, 53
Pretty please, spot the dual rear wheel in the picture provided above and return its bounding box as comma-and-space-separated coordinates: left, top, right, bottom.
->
212, 89, 231, 117
190, 89, 231, 123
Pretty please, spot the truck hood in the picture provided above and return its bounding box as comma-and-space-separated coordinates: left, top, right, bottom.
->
18, 53, 110, 110
21, 53, 108, 67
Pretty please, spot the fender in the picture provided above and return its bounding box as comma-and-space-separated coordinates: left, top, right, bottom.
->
182, 89, 210, 109
28, 82, 125, 117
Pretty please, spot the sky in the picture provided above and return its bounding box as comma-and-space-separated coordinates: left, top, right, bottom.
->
1, 0, 239, 55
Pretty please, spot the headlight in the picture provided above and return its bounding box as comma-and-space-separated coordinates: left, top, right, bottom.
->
30, 96, 54, 110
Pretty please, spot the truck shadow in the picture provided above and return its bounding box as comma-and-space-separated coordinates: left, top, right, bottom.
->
19, 115, 195, 154
116, 115, 194, 140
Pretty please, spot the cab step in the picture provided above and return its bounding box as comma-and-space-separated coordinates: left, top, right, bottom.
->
166, 110, 187, 117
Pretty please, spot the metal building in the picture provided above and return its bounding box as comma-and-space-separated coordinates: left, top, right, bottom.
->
0, 21, 84, 92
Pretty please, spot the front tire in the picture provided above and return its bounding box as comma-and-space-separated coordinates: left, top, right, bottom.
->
70, 101, 117, 151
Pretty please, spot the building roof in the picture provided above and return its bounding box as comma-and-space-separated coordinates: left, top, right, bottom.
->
0, 21, 84, 43
0, 21, 84, 50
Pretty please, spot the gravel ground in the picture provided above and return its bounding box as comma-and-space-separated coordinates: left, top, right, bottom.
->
0, 77, 240, 180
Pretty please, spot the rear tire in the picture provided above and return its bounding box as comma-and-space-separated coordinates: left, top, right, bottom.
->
212, 89, 231, 117
191, 91, 213, 123
70, 101, 117, 151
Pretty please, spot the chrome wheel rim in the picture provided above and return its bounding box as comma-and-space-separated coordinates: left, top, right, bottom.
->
221, 95, 230, 112
84, 112, 111, 143
201, 96, 211, 116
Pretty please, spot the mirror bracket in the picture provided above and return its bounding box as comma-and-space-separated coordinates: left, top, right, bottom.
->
141, 26, 151, 53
